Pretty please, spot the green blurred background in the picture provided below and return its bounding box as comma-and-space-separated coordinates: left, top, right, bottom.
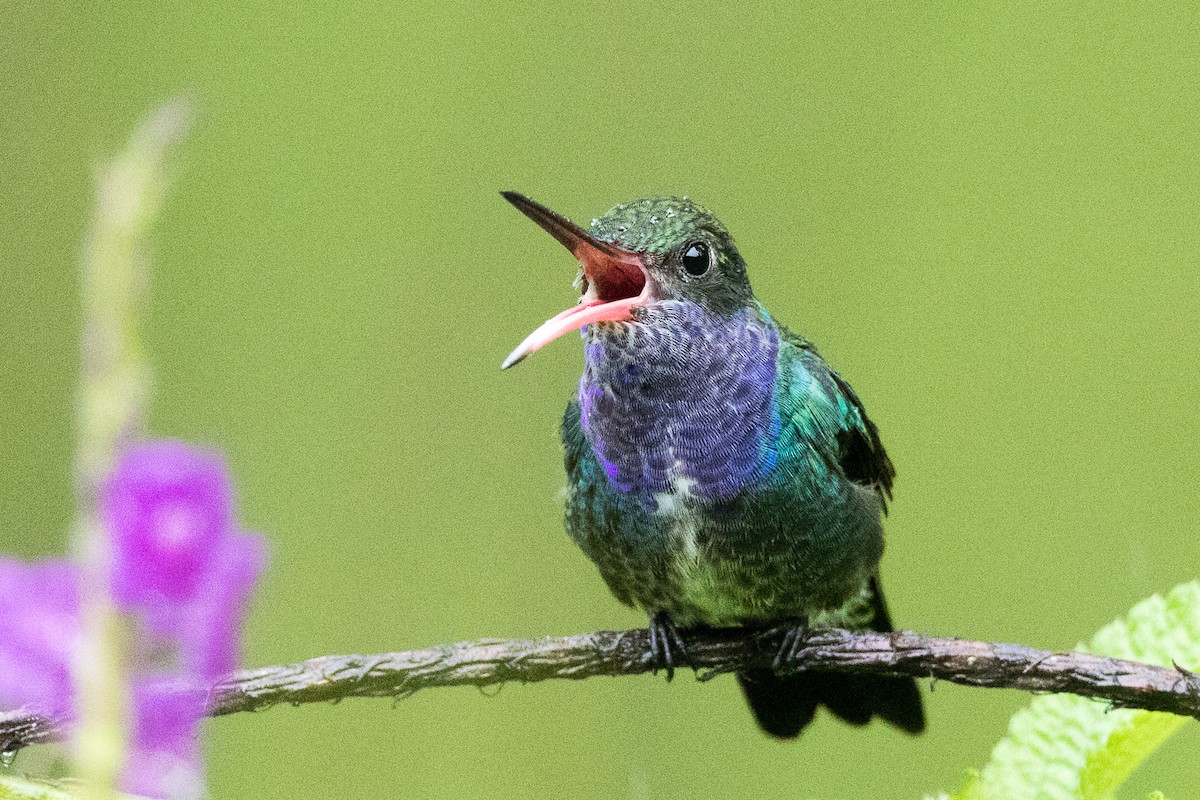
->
3, 2, 1199, 798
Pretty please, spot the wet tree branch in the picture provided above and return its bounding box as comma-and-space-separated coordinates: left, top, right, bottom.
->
2, 625, 1198, 752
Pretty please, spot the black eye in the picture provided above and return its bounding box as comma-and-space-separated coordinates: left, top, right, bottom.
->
681, 241, 710, 276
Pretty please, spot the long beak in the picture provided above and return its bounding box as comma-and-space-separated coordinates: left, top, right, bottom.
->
500, 192, 648, 369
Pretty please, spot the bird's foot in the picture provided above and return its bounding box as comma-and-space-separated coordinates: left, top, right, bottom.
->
648, 611, 692, 682
772, 617, 811, 674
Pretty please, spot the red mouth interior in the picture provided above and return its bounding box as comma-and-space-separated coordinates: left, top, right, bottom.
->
580, 245, 648, 302
587, 259, 645, 303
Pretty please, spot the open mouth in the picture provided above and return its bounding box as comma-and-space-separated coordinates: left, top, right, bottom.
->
501, 192, 649, 369
579, 250, 646, 304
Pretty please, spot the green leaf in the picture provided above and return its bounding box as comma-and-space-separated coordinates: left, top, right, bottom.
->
941, 581, 1200, 800
1077, 711, 1182, 799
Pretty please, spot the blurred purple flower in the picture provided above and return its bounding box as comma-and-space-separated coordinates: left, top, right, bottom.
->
0, 560, 80, 718
102, 440, 234, 605
103, 440, 267, 683
124, 678, 208, 800
0, 440, 266, 799
139, 528, 268, 680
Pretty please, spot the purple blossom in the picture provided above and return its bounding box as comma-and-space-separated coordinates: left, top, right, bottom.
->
138, 529, 267, 680
102, 440, 234, 604
0, 560, 80, 718
124, 678, 208, 800
0, 440, 266, 799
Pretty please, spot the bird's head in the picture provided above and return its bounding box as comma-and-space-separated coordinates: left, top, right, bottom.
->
500, 192, 755, 368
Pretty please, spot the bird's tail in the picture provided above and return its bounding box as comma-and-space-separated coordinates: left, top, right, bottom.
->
737, 577, 925, 738
736, 668, 924, 738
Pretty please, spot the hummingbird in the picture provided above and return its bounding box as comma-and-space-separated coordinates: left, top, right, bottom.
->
500, 191, 924, 738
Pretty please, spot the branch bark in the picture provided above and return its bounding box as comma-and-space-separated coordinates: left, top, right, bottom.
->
2, 626, 1198, 752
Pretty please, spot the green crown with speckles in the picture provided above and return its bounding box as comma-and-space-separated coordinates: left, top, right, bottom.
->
589, 197, 732, 254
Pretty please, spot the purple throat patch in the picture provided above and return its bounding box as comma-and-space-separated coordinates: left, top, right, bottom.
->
578, 303, 779, 501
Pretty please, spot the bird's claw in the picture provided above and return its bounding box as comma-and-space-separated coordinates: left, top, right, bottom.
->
773, 618, 811, 673
648, 611, 692, 682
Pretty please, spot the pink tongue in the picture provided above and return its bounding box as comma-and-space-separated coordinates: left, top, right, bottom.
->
501, 297, 640, 369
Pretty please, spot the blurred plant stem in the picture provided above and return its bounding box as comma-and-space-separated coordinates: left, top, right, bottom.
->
0, 774, 148, 800
72, 100, 191, 800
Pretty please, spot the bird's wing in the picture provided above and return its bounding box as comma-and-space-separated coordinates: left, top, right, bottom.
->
776, 327, 895, 508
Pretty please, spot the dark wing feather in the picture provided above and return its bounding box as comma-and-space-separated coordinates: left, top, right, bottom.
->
777, 326, 895, 508
829, 370, 895, 509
